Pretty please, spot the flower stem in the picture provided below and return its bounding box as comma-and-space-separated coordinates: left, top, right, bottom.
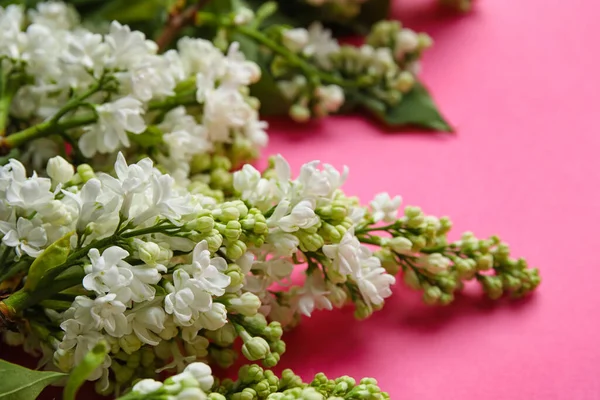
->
155, 0, 213, 51
3, 114, 97, 149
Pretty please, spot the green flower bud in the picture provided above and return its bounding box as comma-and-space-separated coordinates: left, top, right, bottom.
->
297, 232, 325, 252
226, 240, 247, 260
205, 323, 238, 347
403, 268, 421, 290
188, 216, 215, 234
262, 352, 280, 367
126, 350, 142, 368
242, 337, 270, 361
205, 230, 223, 253
239, 364, 264, 383
331, 204, 347, 221
319, 222, 342, 242
227, 269, 244, 289
263, 321, 283, 341
232, 388, 256, 400
225, 220, 242, 241
210, 347, 238, 369
423, 285, 443, 305
212, 155, 233, 171
270, 339, 286, 354
389, 236, 413, 254
290, 104, 311, 123
476, 254, 494, 271
280, 369, 304, 389
228, 292, 261, 316
354, 300, 372, 320
396, 71, 415, 93
76, 164, 95, 182
141, 347, 155, 368
113, 364, 135, 384
209, 394, 227, 400
439, 293, 454, 305
119, 334, 142, 355
222, 206, 241, 222
480, 275, 504, 300
211, 168, 233, 190
243, 314, 268, 332
191, 153, 212, 173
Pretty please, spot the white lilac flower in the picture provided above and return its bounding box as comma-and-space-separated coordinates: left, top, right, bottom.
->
62, 178, 120, 234
195, 302, 228, 330
355, 249, 396, 306
183, 241, 231, 297
46, 156, 74, 185
202, 86, 255, 142
303, 23, 340, 69
5, 174, 54, 211
83, 246, 133, 295
222, 42, 261, 87
370, 192, 402, 223
164, 270, 213, 326
282, 28, 309, 53
132, 173, 193, 225
316, 85, 345, 113
251, 258, 294, 282
0, 217, 47, 257
79, 96, 146, 157
322, 228, 361, 279
297, 273, 333, 317
28, 1, 78, 30
128, 305, 167, 346
268, 199, 319, 233
104, 21, 154, 69
70, 294, 131, 338
58, 319, 105, 371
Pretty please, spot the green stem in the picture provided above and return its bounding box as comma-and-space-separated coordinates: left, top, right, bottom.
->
0, 259, 30, 283
199, 15, 369, 89
0, 90, 13, 137
4, 114, 97, 149
1, 273, 84, 322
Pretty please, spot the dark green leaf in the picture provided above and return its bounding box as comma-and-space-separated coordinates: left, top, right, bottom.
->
0, 359, 66, 400
25, 231, 75, 292
362, 83, 452, 132
63, 342, 109, 400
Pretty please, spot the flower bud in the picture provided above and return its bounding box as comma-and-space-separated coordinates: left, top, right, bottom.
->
423, 285, 443, 305
204, 323, 238, 347
137, 241, 162, 265
184, 362, 214, 391
210, 168, 232, 190
225, 220, 242, 241
262, 352, 280, 368
184, 336, 210, 358
205, 230, 223, 253
176, 387, 207, 400
221, 206, 240, 222
396, 71, 415, 93
191, 154, 212, 173
424, 253, 451, 273
297, 232, 324, 252
282, 28, 309, 53
226, 240, 247, 260
242, 337, 270, 361
76, 163, 95, 182
132, 379, 163, 395
403, 268, 421, 290
389, 236, 413, 254
189, 216, 215, 234
476, 254, 494, 271
47, 156, 74, 185
210, 347, 237, 369
243, 313, 268, 332
480, 275, 503, 300
229, 292, 261, 316
327, 283, 348, 308
396, 28, 419, 54
119, 334, 142, 355
289, 104, 311, 123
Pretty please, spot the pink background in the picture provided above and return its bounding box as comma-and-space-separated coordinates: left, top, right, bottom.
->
262, 0, 600, 398
4, 0, 600, 398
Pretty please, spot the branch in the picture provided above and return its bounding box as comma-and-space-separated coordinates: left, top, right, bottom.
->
155, 0, 212, 52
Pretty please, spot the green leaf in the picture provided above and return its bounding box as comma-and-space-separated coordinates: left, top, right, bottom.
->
0, 359, 66, 400
93, 0, 166, 23
63, 342, 109, 400
25, 231, 75, 292
363, 83, 453, 132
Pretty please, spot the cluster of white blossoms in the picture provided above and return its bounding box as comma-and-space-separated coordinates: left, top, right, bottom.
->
272, 19, 432, 122
0, 151, 400, 393
0, 2, 266, 181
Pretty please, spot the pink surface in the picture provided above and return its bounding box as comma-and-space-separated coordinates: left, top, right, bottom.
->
261, 0, 600, 399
